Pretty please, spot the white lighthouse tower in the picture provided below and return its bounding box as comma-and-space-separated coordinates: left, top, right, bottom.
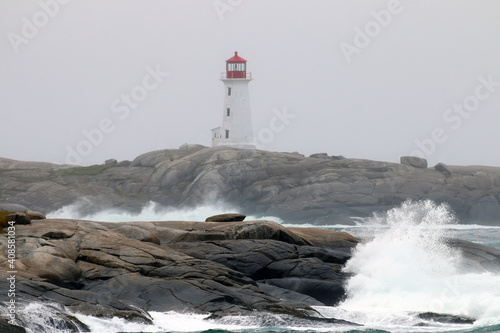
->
212, 52, 255, 149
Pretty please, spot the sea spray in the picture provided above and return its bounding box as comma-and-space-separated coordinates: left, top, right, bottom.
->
47, 200, 284, 223
12, 302, 90, 333
330, 200, 500, 327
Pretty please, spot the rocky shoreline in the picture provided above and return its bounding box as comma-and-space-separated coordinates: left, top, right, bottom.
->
1, 214, 500, 332
0, 216, 359, 331
2, 145, 500, 225
2, 146, 500, 330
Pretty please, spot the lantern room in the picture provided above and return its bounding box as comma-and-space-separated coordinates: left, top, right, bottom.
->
225, 51, 247, 79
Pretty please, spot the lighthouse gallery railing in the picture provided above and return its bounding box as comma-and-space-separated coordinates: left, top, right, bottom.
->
220, 72, 253, 80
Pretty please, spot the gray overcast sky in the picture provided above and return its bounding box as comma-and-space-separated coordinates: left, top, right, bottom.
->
1, 0, 500, 167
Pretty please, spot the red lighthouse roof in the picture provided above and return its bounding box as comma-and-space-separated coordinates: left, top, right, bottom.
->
226, 51, 247, 63
223, 51, 251, 79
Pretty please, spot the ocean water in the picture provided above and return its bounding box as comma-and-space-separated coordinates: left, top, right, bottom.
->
19, 200, 500, 333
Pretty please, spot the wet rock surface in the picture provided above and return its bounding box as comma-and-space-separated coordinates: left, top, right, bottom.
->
0, 219, 358, 327
417, 312, 475, 325
1, 218, 498, 329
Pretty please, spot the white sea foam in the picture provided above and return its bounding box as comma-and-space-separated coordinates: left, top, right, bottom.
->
75, 310, 357, 332
47, 200, 284, 224
74, 311, 258, 333
16, 303, 266, 333
11, 302, 90, 333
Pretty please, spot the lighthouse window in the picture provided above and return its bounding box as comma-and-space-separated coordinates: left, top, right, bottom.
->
225, 130, 230, 139
228, 63, 245, 71
226, 108, 230, 116
228, 87, 231, 96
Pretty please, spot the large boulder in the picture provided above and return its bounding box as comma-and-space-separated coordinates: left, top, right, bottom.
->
6, 213, 31, 225
1, 203, 29, 228
309, 153, 329, 159
400, 156, 428, 169
205, 213, 246, 222
435, 163, 452, 176
105, 158, 118, 166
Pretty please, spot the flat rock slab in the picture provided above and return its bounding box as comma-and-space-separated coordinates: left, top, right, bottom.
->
206, 213, 246, 222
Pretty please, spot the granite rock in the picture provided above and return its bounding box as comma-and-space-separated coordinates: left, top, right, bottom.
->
2, 146, 500, 224
205, 213, 246, 222
0, 218, 358, 328
400, 156, 428, 169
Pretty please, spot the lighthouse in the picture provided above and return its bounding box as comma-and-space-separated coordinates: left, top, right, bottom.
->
211, 52, 255, 149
